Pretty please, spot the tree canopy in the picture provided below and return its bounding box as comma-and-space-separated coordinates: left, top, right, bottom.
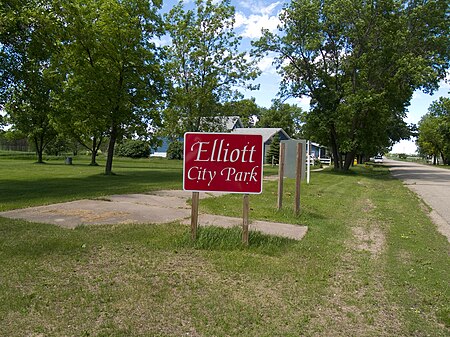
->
254, 0, 450, 170
1, 0, 448, 172
52, 0, 165, 174
1, 0, 60, 163
257, 102, 303, 138
162, 0, 260, 139
1, 0, 165, 172
417, 97, 450, 165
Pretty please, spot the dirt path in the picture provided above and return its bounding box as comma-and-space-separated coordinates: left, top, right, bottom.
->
304, 196, 404, 336
0, 190, 307, 240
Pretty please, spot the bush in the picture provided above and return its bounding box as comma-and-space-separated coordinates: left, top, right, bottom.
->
398, 153, 407, 159
115, 140, 150, 158
167, 140, 183, 160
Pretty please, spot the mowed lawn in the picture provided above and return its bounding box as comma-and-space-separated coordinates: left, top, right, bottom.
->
0, 156, 449, 336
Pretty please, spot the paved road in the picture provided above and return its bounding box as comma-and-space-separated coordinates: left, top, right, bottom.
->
386, 159, 450, 242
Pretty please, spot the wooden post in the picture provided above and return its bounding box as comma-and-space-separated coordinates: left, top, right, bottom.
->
277, 142, 286, 210
242, 194, 249, 245
191, 192, 199, 240
295, 143, 302, 215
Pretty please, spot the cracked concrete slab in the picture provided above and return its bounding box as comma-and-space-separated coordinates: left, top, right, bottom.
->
0, 190, 308, 240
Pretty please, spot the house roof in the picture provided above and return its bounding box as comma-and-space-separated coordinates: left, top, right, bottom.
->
311, 142, 326, 148
225, 116, 243, 130
199, 116, 243, 131
231, 128, 290, 143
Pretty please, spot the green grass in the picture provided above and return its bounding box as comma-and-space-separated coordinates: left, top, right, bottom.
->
0, 156, 183, 211
0, 156, 449, 336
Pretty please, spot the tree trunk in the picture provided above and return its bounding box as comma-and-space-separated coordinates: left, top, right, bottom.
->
105, 126, 118, 175
34, 136, 44, 163
440, 151, 447, 165
330, 127, 341, 170
343, 150, 356, 171
89, 137, 100, 166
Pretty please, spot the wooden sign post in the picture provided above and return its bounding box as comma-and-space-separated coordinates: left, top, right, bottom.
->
190, 192, 199, 240
277, 142, 286, 210
242, 194, 249, 245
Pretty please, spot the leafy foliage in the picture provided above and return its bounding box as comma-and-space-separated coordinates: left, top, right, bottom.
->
50, 0, 164, 174
163, 0, 260, 138
254, 0, 449, 170
167, 140, 184, 160
1, 0, 60, 163
417, 97, 450, 165
115, 140, 150, 159
266, 133, 280, 165
220, 98, 260, 128
257, 102, 303, 138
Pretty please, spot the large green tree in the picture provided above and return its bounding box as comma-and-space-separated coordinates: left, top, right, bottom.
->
417, 97, 450, 165
52, 0, 164, 174
220, 98, 260, 128
257, 102, 303, 138
1, 0, 59, 163
254, 0, 449, 170
163, 0, 260, 138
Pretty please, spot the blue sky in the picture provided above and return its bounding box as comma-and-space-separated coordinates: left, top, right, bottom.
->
162, 0, 449, 153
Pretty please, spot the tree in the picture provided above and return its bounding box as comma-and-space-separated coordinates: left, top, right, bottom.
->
52, 0, 164, 174
220, 98, 260, 128
417, 97, 450, 165
1, 0, 59, 163
266, 133, 280, 165
257, 102, 303, 138
163, 0, 260, 139
254, 0, 449, 171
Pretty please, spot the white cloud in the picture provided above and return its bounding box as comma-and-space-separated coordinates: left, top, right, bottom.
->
234, 12, 247, 29
257, 56, 276, 74
151, 35, 172, 47
260, 2, 282, 15
239, 13, 280, 38
238, 0, 281, 15
234, 1, 282, 39
285, 96, 311, 111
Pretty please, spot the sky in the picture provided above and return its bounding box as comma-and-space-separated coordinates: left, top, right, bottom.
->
163, 0, 450, 154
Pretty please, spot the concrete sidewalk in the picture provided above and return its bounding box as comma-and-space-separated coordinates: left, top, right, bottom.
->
0, 190, 307, 240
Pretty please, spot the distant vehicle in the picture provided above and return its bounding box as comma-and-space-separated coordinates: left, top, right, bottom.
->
374, 155, 383, 163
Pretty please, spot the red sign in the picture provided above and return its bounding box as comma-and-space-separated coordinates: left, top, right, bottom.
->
183, 132, 263, 194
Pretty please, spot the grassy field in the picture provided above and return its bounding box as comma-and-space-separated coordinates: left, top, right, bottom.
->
0, 156, 184, 211
0, 156, 449, 336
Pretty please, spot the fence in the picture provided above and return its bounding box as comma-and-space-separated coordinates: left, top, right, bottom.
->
0, 138, 30, 152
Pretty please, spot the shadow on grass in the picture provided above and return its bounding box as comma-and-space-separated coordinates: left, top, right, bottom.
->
0, 170, 183, 211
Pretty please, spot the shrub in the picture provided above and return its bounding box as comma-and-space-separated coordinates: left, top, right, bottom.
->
115, 140, 150, 158
167, 140, 183, 160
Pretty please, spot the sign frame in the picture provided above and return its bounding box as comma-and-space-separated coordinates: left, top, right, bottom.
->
183, 132, 264, 194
